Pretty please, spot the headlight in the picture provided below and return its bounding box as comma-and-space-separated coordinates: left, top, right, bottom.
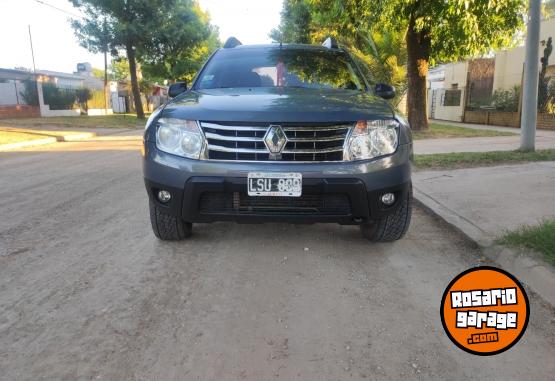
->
346, 119, 399, 161
156, 118, 205, 159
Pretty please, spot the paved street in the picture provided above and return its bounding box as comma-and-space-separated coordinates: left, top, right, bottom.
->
1, 137, 554, 381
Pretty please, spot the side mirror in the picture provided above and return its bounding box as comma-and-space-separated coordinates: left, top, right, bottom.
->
168, 81, 188, 98
375, 83, 396, 100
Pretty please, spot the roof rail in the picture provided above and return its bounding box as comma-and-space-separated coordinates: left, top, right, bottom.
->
322, 37, 339, 49
223, 37, 242, 49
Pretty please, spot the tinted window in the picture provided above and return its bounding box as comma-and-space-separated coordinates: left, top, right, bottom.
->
196, 48, 365, 90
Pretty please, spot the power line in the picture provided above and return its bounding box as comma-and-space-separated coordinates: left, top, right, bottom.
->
32, 0, 82, 19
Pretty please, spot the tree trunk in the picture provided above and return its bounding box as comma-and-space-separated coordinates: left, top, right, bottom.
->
126, 43, 145, 119
406, 15, 431, 131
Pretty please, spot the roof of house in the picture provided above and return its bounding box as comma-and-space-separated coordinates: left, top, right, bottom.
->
36, 70, 84, 80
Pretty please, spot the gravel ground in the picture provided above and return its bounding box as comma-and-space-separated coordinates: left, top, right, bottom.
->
0, 139, 554, 381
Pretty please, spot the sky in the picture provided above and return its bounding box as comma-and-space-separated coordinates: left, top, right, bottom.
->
0, 0, 283, 73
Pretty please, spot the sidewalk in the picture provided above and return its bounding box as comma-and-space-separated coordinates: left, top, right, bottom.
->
417, 120, 555, 154
413, 162, 555, 306
0, 126, 142, 151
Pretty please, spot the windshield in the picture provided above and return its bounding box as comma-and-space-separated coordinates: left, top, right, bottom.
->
195, 47, 366, 91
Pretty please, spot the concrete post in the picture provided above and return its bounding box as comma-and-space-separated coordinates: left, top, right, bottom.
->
520, 0, 541, 151
36, 80, 48, 117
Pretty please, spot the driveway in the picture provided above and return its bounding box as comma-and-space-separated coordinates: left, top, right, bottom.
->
0, 138, 554, 380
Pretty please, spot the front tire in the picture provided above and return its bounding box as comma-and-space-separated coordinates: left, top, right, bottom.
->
360, 186, 412, 242
149, 201, 192, 240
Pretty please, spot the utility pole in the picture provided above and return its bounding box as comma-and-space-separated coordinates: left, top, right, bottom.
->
520, 0, 541, 151
103, 18, 109, 114
28, 25, 37, 74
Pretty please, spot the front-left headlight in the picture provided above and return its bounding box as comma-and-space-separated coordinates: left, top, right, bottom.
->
156, 118, 205, 159
345, 119, 399, 161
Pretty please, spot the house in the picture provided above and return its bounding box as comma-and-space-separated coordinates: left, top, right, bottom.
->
0, 64, 108, 118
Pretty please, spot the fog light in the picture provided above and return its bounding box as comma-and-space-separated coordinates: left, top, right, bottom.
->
381, 193, 395, 205
157, 190, 171, 203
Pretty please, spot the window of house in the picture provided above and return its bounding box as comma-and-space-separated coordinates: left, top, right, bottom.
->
443, 89, 462, 106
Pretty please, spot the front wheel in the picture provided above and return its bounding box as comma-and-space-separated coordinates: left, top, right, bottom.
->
360, 186, 412, 242
149, 201, 192, 240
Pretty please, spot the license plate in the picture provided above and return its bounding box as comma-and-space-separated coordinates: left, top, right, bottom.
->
247, 172, 302, 197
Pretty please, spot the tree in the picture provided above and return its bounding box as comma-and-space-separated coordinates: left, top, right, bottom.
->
139, 1, 219, 82
270, 0, 407, 104
70, 0, 175, 119
91, 68, 105, 79
270, 0, 312, 44
538, 37, 553, 112
374, 0, 526, 130
110, 58, 130, 82
277, 0, 526, 130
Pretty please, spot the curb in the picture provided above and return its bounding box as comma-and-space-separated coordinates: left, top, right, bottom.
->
0, 137, 58, 151
57, 132, 96, 142
0, 131, 96, 151
414, 186, 555, 308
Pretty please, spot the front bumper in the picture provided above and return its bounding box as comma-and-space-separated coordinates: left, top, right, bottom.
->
143, 141, 412, 224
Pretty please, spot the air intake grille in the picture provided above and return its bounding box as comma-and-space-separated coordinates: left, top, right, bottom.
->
200, 121, 352, 161
199, 192, 351, 215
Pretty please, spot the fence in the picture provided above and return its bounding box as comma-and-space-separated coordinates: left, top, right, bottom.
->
0, 79, 40, 119
461, 68, 555, 129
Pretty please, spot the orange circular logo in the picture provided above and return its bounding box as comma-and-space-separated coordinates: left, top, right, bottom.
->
440, 266, 529, 356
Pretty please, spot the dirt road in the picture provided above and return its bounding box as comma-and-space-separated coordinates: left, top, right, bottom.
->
1, 137, 554, 380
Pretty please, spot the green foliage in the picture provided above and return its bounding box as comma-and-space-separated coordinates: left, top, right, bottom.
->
270, 0, 312, 44
92, 68, 106, 79
20, 80, 39, 106
492, 86, 520, 112
138, 79, 153, 94
372, 0, 526, 65
412, 123, 513, 140
500, 219, 555, 265
287, 0, 526, 130
539, 37, 553, 113
414, 149, 555, 170
69, 0, 185, 118
269, 0, 407, 103
42, 83, 76, 110
110, 58, 130, 81
75, 88, 92, 104
139, 1, 220, 82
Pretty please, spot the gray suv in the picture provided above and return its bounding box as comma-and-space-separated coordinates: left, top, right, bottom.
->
143, 37, 413, 242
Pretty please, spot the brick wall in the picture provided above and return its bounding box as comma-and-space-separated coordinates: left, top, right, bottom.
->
0, 105, 40, 119
464, 110, 488, 124
487, 111, 520, 127
464, 110, 555, 129
537, 113, 555, 130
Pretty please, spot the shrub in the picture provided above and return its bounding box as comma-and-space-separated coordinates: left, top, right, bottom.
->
20, 80, 39, 106
42, 83, 76, 110
75, 88, 92, 113
492, 86, 519, 112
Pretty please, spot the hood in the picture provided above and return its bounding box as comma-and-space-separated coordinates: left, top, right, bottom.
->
161, 87, 394, 123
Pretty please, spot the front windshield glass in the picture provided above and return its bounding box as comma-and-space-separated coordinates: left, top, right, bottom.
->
195, 47, 365, 91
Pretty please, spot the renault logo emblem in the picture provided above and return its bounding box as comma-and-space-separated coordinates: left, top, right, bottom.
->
264, 125, 287, 156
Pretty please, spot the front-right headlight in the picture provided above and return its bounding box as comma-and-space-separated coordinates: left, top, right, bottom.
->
346, 119, 399, 161
156, 118, 205, 159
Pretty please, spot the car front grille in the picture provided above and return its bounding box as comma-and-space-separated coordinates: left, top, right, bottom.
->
199, 192, 352, 215
199, 121, 353, 162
